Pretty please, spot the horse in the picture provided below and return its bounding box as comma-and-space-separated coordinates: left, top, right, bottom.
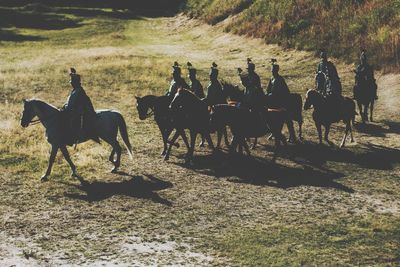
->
166, 89, 215, 164
209, 104, 287, 160
20, 99, 133, 181
353, 71, 376, 123
135, 95, 190, 156
304, 89, 356, 147
221, 81, 303, 144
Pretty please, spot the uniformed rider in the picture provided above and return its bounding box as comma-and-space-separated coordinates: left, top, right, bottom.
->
205, 62, 225, 106
247, 58, 262, 94
166, 62, 189, 99
62, 68, 98, 144
187, 62, 205, 99
266, 61, 290, 109
354, 50, 378, 99
316, 51, 342, 96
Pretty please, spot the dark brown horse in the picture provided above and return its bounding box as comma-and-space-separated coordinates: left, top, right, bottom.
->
167, 89, 215, 164
353, 71, 376, 123
304, 89, 356, 147
136, 95, 189, 156
221, 81, 303, 145
209, 104, 287, 160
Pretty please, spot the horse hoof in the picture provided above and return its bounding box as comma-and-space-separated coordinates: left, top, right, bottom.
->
199, 143, 205, 148
164, 155, 169, 161
41, 175, 49, 182
111, 168, 118, 173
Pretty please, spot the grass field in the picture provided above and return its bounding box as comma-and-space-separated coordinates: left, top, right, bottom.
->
0, 5, 399, 266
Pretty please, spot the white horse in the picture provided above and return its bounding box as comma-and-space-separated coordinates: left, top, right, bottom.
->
20, 99, 133, 181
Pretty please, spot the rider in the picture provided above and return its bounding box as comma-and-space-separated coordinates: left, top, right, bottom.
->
316, 50, 342, 96
247, 58, 263, 94
266, 60, 290, 109
62, 68, 99, 144
355, 50, 378, 99
238, 67, 263, 110
205, 62, 225, 106
187, 62, 205, 99
166, 62, 189, 100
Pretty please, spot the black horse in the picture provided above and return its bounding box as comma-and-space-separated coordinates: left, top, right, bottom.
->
353, 71, 376, 123
166, 89, 215, 164
210, 104, 287, 159
304, 89, 356, 147
221, 81, 303, 144
136, 95, 189, 156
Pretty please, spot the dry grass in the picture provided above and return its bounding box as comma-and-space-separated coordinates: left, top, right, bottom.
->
0, 6, 399, 266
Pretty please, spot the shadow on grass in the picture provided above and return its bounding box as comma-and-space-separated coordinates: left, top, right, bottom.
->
0, 7, 81, 30
280, 141, 400, 170
174, 151, 353, 193
63, 173, 173, 206
354, 120, 400, 137
0, 29, 46, 42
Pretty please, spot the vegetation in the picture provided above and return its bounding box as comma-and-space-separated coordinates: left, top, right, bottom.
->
183, 0, 400, 69
0, 4, 399, 266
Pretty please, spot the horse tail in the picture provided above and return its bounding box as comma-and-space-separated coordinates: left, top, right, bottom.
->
117, 113, 133, 160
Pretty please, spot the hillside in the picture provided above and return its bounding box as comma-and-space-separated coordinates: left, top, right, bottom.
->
183, 0, 400, 69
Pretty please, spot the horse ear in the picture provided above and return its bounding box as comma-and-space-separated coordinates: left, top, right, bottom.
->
23, 99, 27, 104
135, 96, 140, 101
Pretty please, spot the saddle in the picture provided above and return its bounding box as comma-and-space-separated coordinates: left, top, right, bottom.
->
60, 110, 99, 145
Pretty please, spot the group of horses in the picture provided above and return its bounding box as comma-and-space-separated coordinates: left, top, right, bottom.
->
20, 71, 375, 181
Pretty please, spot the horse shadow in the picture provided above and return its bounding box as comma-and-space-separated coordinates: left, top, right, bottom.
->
63, 173, 173, 206
175, 152, 353, 193
279, 141, 400, 170
354, 120, 400, 137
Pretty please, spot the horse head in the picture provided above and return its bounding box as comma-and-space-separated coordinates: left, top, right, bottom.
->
21, 99, 36, 127
135, 96, 150, 120
304, 89, 321, 110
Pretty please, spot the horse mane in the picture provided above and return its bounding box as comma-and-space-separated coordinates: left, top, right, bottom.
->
28, 98, 59, 111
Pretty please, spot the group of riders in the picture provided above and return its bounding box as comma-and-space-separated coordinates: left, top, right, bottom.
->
62, 50, 377, 145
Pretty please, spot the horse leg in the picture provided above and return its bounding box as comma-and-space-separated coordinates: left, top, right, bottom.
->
159, 125, 169, 156
217, 131, 223, 149
59, 146, 80, 179
349, 121, 355, 143
229, 136, 238, 154
199, 135, 205, 148
164, 130, 180, 161
298, 121, 303, 141
364, 104, 369, 122
204, 133, 215, 152
187, 130, 197, 165
251, 138, 257, 149
316, 123, 322, 144
223, 126, 230, 147
340, 121, 350, 148
110, 141, 122, 173
41, 144, 58, 181
108, 148, 115, 163
370, 101, 374, 122
272, 137, 280, 163
324, 124, 333, 146
358, 102, 364, 123
287, 119, 297, 143
178, 129, 190, 151
242, 138, 251, 156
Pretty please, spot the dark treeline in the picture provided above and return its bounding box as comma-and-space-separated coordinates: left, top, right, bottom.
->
0, 0, 186, 15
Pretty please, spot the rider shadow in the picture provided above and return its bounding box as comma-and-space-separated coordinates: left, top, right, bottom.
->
175, 152, 353, 193
63, 173, 173, 206
281, 141, 400, 170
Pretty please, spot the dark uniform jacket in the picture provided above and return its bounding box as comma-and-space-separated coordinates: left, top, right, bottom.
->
189, 79, 205, 99
206, 80, 225, 105
166, 78, 189, 98
317, 60, 342, 95
266, 75, 290, 108
63, 86, 95, 116
249, 71, 262, 92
